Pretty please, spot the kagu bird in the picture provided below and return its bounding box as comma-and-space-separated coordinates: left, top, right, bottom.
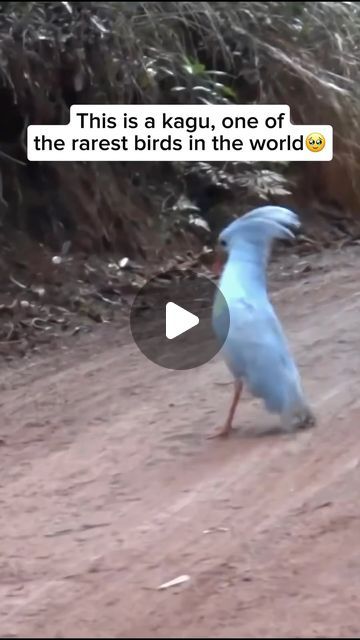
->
211, 205, 316, 438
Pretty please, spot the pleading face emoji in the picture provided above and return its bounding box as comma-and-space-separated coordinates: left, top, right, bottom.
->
306, 133, 325, 153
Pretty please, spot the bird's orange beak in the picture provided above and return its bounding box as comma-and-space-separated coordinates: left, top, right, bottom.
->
212, 244, 226, 278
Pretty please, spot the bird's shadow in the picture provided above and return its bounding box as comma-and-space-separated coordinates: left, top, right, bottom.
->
253, 424, 285, 438
233, 420, 316, 439
231, 423, 287, 439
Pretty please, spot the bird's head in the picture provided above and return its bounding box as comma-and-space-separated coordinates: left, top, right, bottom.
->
212, 205, 301, 277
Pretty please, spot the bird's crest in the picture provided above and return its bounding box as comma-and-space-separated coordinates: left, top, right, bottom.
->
219, 206, 301, 263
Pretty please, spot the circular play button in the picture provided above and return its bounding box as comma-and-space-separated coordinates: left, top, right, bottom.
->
129, 270, 230, 370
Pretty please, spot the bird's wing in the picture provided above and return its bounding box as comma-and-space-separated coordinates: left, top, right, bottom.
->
222, 296, 304, 414
223, 294, 299, 382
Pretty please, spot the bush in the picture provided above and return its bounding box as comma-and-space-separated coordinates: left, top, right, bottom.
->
0, 1, 358, 258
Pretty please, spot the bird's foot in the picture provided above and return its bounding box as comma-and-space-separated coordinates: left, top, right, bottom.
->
207, 424, 233, 439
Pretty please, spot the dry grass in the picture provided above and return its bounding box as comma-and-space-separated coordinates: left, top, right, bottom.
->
0, 1, 358, 256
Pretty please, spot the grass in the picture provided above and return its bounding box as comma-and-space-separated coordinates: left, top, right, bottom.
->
0, 1, 359, 256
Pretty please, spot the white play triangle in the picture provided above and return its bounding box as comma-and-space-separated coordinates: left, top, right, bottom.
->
165, 302, 199, 340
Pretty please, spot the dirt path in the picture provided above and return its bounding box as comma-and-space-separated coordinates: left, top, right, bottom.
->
1, 246, 360, 638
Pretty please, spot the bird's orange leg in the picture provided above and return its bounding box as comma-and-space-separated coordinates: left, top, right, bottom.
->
208, 380, 243, 439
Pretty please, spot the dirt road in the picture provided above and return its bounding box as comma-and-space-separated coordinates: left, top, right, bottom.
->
1, 246, 360, 638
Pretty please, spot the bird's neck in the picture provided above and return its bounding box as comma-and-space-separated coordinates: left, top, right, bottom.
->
221, 250, 269, 300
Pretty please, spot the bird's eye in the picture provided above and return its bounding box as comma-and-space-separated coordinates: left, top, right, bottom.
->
220, 239, 227, 247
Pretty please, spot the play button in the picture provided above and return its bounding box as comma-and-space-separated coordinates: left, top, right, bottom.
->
166, 302, 199, 339
129, 269, 230, 370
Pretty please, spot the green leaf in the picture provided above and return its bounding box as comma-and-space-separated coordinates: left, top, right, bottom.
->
183, 57, 206, 76
221, 84, 238, 100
